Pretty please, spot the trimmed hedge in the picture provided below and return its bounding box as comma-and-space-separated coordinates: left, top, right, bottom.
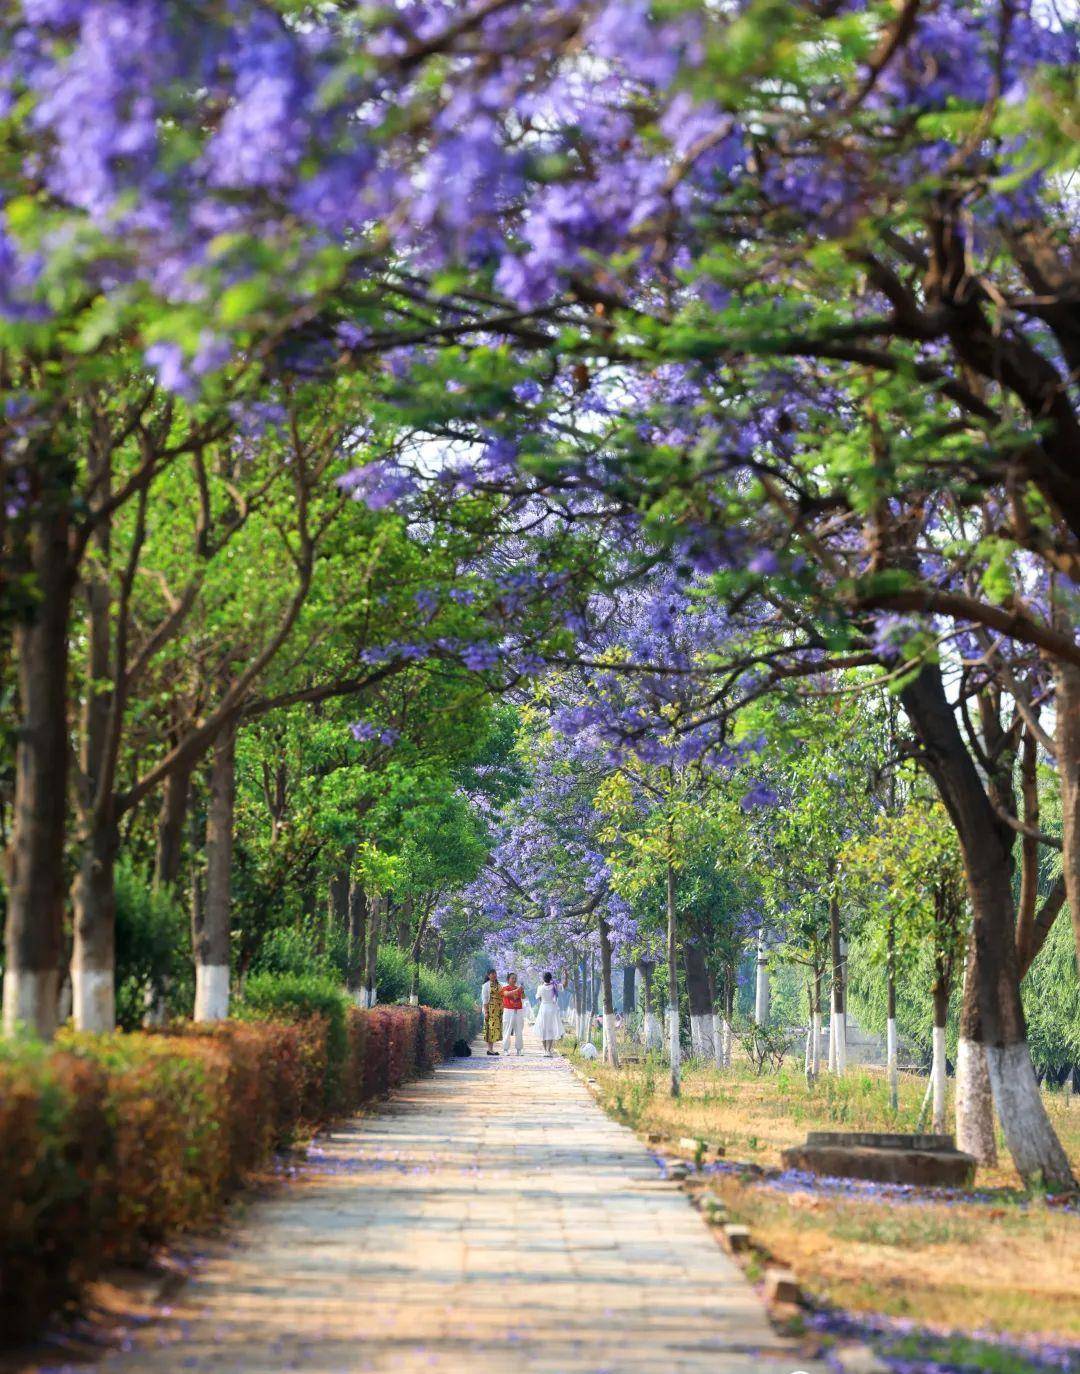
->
0, 1002, 470, 1344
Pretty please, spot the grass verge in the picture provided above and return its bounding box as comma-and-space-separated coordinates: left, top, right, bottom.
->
571, 1049, 1080, 1356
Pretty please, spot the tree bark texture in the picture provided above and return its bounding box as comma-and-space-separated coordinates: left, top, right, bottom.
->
4, 498, 74, 1039
900, 663, 1072, 1185
194, 722, 237, 1021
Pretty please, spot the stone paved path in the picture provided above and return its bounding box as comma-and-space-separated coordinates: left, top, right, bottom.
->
90, 1044, 825, 1374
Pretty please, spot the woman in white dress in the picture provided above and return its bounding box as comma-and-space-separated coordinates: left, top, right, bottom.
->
534, 971, 563, 1057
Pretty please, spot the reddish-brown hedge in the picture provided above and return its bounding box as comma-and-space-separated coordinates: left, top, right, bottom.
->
0, 1005, 470, 1344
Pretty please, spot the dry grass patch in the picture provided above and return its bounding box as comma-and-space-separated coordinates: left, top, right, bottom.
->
577, 1051, 1080, 1346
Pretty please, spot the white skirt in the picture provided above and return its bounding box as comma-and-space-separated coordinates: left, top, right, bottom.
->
535, 1001, 564, 1040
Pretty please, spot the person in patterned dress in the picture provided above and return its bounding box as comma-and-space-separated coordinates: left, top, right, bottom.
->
481, 969, 503, 1056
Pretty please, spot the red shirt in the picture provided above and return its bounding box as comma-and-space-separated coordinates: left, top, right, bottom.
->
501, 984, 524, 1010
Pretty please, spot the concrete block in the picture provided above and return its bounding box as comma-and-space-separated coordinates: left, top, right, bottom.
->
834, 1343, 891, 1374
764, 1266, 801, 1305
722, 1223, 751, 1252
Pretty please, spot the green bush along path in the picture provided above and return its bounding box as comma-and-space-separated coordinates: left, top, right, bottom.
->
78, 1045, 823, 1374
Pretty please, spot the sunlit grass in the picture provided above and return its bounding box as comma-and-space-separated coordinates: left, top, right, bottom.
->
573, 1047, 1080, 1345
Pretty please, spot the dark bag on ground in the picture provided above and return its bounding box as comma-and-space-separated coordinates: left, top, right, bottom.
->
452, 1038, 472, 1057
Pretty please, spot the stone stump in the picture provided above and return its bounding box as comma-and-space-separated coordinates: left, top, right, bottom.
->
780, 1131, 976, 1187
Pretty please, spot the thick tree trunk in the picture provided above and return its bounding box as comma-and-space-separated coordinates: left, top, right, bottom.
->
3, 502, 74, 1039
829, 895, 846, 1075
901, 663, 1072, 1185
71, 817, 119, 1032
683, 939, 715, 1060
666, 860, 680, 1097
812, 964, 823, 1080
347, 880, 367, 1000
194, 723, 236, 1021
598, 915, 619, 1066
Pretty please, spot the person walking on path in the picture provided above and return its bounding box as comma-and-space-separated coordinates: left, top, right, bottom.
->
500, 973, 526, 1056
481, 969, 503, 1056
534, 971, 563, 1057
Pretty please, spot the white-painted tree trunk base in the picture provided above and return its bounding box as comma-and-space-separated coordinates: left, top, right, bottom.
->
668, 1009, 681, 1094
2, 968, 59, 1039
956, 1036, 998, 1165
811, 1012, 822, 1079
689, 1013, 715, 1060
887, 1016, 899, 1107
712, 1013, 727, 1069
643, 1011, 662, 1051
754, 930, 770, 1026
602, 1011, 619, 1065
408, 993, 419, 1006
830, 1009, 847, 1074
931, 1025, 948, 1133
72, 966, 115, 1033
985, 1040, 1075, 1187
194, 964, 230, 1022
354, 987, 370, 1008
665, 1007, 679, 1061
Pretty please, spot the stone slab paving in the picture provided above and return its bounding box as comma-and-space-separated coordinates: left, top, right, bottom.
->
87, 1044, 826, 1374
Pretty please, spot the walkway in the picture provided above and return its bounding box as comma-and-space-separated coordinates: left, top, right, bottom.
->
87, 1045, 825, 1374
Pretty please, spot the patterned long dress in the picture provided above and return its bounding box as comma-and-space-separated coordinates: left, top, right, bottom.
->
484, 982, 504, 1042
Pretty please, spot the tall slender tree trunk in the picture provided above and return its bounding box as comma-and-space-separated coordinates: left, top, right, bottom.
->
622, 964, 636, 1021
811, 962, 823, 1080
683, 938, 715, 1060
364, 894, 382, 1008
666, 859, 680, 1097
327, 866, 350, 944
901, 663, 1072, 1186
829, 894, 847, 1075
1052, 651, 1080, 959
71, 516, 117, 1033
931, 973, 950, 1135
193, 722, 236, 1021
754, 926, 770, 1027
347, 880, 368, 1002
408, 903, 430, 1006
886, 915, 898, 1111
637, 959, 660, 1049
4, 499, 74, 1039
153, 757, 193, 893
598, 915, 619, 1066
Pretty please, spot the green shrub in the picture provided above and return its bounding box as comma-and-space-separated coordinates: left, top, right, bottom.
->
239, 972, 350, 1112
416, 963, 474, 1012
375, 944, 411, 1002
114, 861, 192, 1028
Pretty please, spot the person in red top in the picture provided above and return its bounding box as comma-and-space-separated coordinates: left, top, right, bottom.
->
500, 973, 526, 1056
